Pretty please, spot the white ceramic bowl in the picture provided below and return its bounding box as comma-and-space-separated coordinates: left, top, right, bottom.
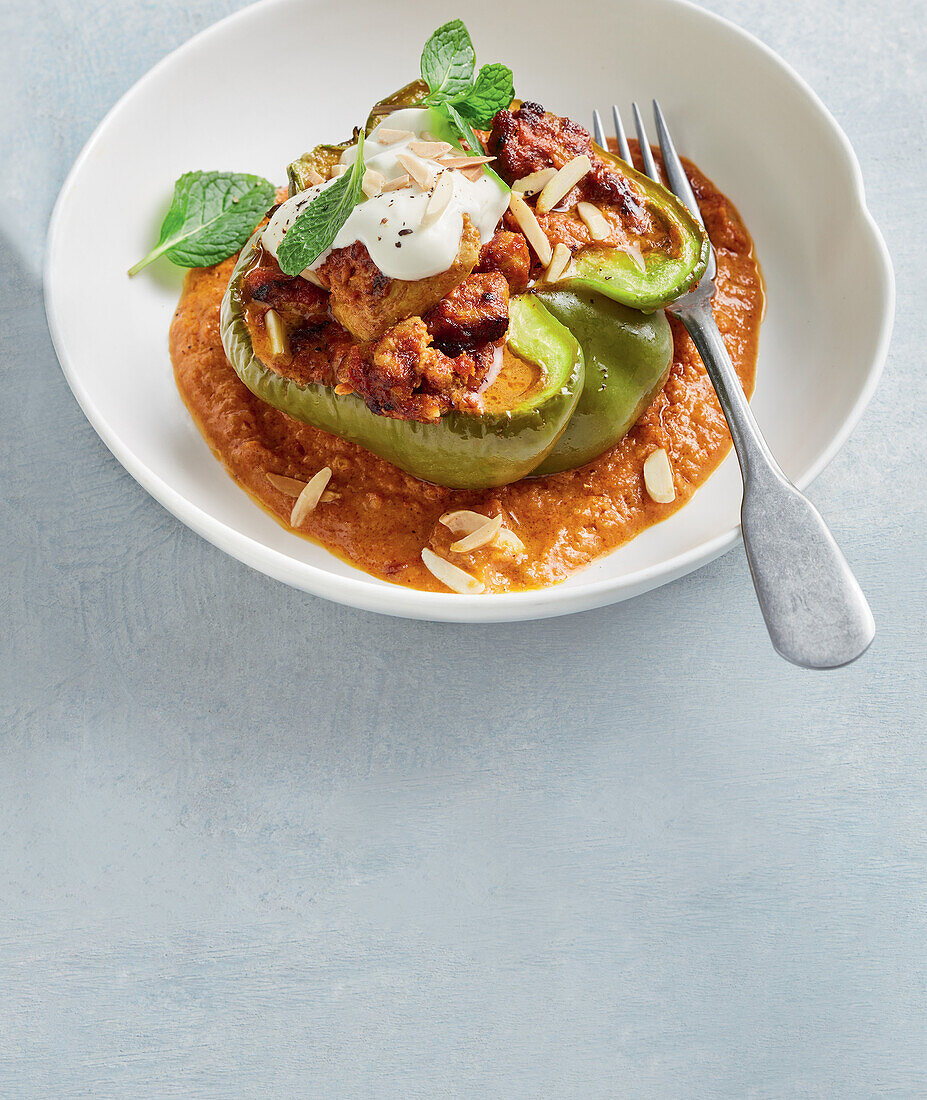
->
45, 0, 893, 622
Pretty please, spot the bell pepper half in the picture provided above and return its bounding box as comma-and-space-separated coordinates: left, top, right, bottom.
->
531, 288, 673, 475
220, 234, 585, 490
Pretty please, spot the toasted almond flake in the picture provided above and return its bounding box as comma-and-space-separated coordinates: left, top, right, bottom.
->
439, 510, 493, 535
437, 154, 495, 169
536, 154, 593, 213
409, 139, 453, 158
376, 127, 414, 145
361, 168, 386, 198
508, 192, 553, 266
290, 467, 333, 526
421, 172, 453, 227
643, 448, 676, 504
329, 163, 348, 179
439, 510, 524, 554
264, 309, 289, 358
320, 490, 340, 503
421, 548, 485, 594
512, 167, 557, 195
396, 153, 435, 190
543, 243, 573, 284
576, 201, 612, 241
623, 240, 647, 272
266, 472, 306, 498
381, 173, 412, 193
334, 383, 354, 396
461, 167, 485, 182
495, 528, 525, 554
450, 514, 504, 553
303, 168, 324, 187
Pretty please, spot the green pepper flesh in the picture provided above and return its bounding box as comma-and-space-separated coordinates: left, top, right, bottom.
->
564, 143, 710, 312
530, 288, 673, 476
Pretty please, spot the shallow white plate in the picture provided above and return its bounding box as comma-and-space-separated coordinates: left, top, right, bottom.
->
45, 0, 893, 622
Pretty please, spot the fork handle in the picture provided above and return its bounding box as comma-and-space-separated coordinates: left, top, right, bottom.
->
675, 299, 875, 668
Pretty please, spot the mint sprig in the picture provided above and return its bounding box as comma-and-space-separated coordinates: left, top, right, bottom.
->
421, 19, 476, 101
420, 21, 514, 132
128, 171, 275, 276
453, 63, 515, 128
276, 132, 366, 276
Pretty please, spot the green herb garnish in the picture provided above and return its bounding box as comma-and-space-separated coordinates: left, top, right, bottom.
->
276, 132, 366, 277
420, 21, 515, 129
421, 18, 476, 101
128, 171, 275, 276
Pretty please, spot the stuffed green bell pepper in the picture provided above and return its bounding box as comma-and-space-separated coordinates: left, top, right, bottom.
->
531, 288, 673, 475
221, 234, 584, 490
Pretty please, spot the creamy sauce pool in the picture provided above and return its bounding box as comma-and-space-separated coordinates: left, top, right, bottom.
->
263, 108, 509, 280
171, 149, 763, 594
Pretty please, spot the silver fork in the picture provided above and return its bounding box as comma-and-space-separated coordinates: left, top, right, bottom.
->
593, 102, 874, 668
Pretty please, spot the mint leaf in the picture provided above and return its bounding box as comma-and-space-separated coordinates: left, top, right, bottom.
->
441, 101, 509, 191
128, 171, 275, 275
454, 63, 514, 128
276, 132, 366, 276
421, 19, 475, 102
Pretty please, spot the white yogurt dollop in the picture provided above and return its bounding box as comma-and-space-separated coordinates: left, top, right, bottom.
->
262, 108, 509, 281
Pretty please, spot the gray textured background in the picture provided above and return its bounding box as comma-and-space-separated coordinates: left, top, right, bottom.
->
2, 0, 926, 1095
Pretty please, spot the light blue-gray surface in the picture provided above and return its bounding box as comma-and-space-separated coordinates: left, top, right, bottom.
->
2, 0, 926, 1095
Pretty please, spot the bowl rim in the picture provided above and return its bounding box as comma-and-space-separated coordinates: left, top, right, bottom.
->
44, 0, 895, 623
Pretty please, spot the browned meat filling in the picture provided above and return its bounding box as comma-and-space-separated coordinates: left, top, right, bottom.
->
476, 229, 531, 294
316, 216, 481, 343
241, 265, 329, 329
489, 101, 668, 270
425, 272, 509, 355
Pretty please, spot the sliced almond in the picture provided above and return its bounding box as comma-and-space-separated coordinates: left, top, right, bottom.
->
421, 548, 485, 594
290, 467, 333, 526
543, 243, 573, 284
375, 127, 414, 144
450, 514, 504, 553
266, 472, 306, 498
576, 201, 612, 241
303, 169, 325, 187
494, 528, 525, 554
508, 191, 553, 266
361, 168, 386, 198
396, 153, 435, 191
421, 172, 453, 227
437, 155, 495, 169
381, 173, 413, 193
329, 163, 348, 179
409, 139, 453, 158
461, 167, 486, 182
439, 510, 493, 536
512, 167, 557, 196
264, 309, 289, 358
536, 154, 592, 213
623, 240, 647, 272
643, 448, 676, 504
439, 510, 524, 554
319, 490, 340, 504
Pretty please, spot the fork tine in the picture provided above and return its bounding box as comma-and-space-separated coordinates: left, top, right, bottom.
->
611, 105, 632, 164
651, 99, 703, 225
631, 101, 660, 182
592, 108, 607, 148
